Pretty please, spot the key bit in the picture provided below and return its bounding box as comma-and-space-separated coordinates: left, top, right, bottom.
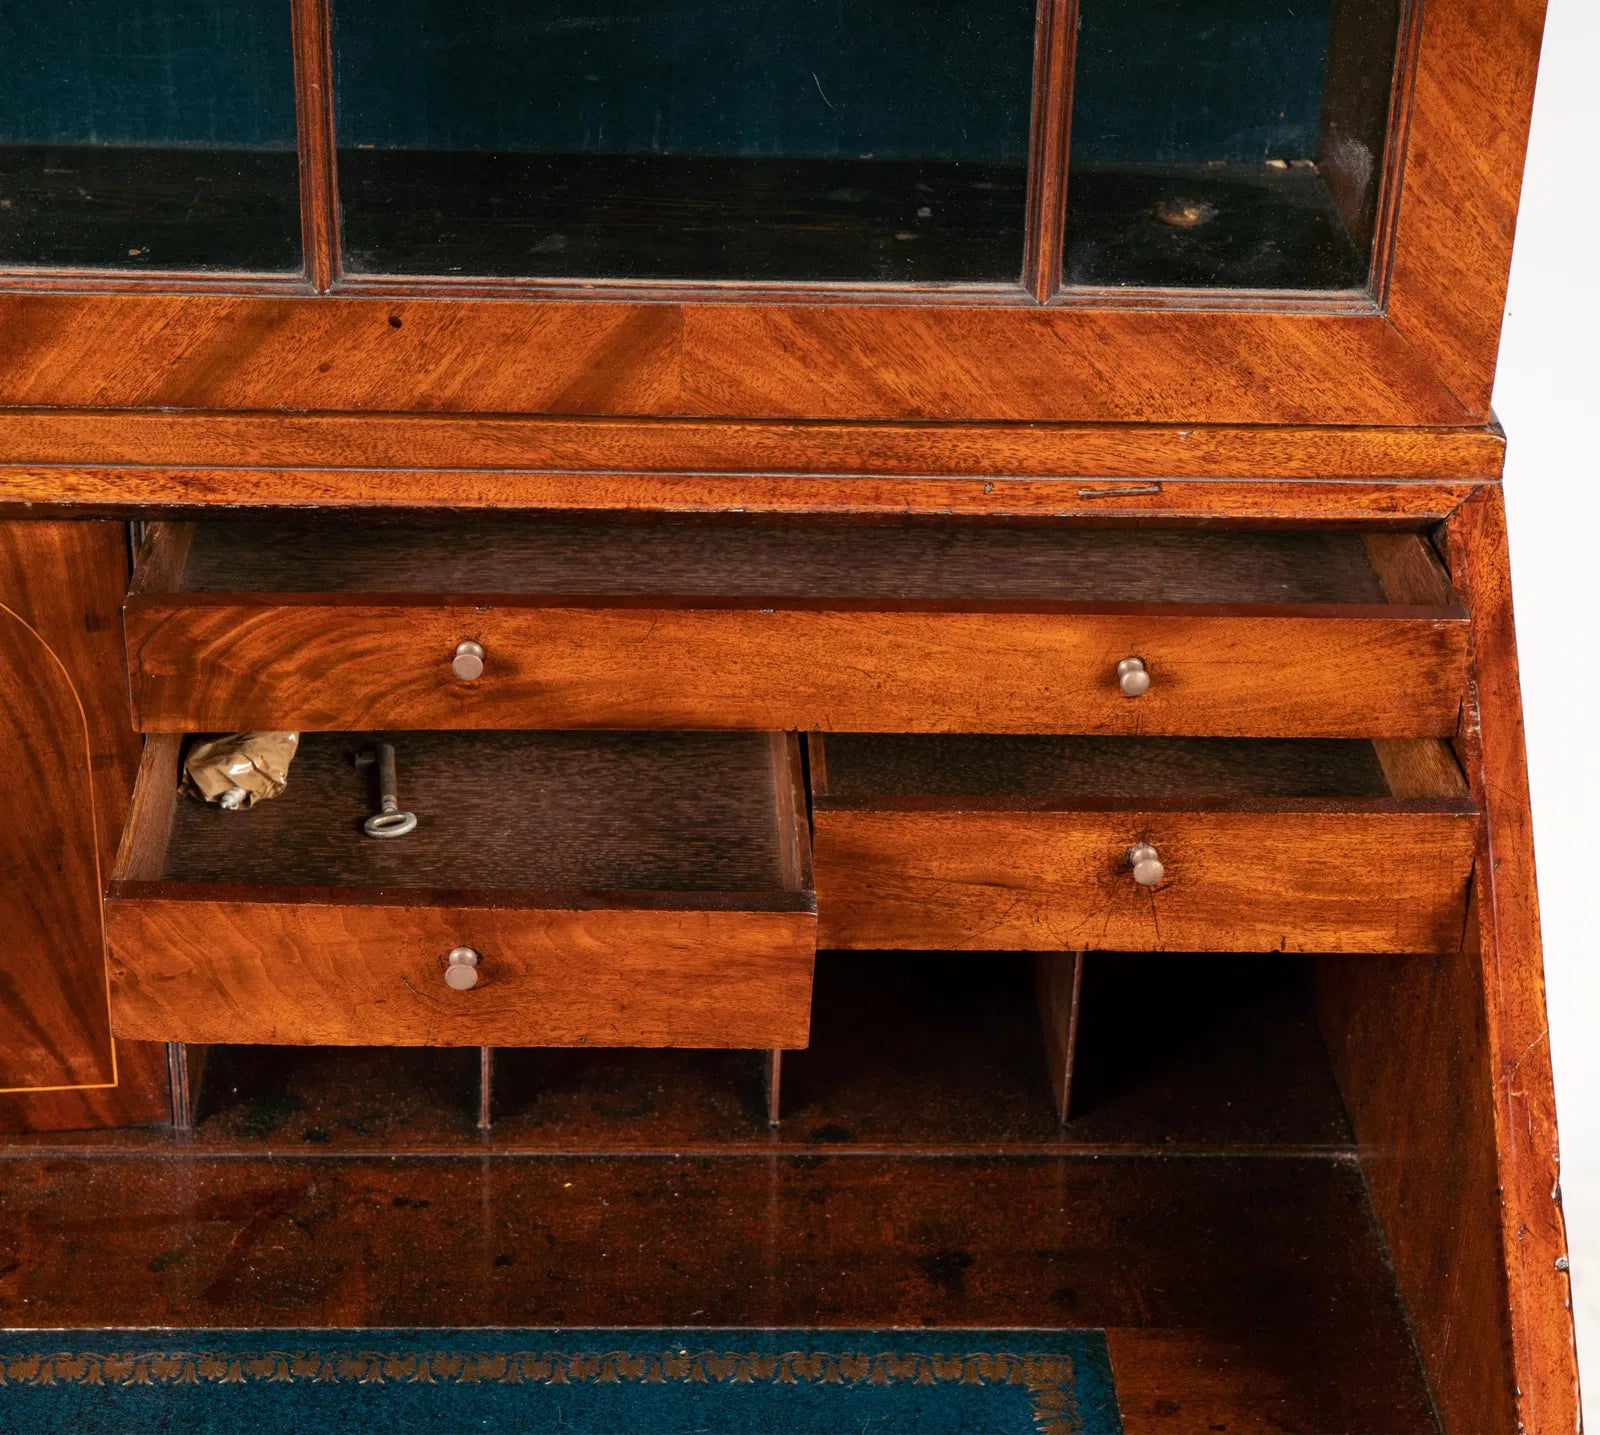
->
355, 742, 418, 839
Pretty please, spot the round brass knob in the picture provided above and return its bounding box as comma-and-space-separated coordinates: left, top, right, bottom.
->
452, 640, 486, 681
444, 946, 481, 990
1117, 656, 1151, 697
1127, 843, 1165, 886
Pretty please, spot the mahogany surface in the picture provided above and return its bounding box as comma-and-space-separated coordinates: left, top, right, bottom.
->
126, 522, 1468, 738
106, 730, 816, 1049
0, 0, 1576, 1422
0, 956, 1434, 1432
0, 521, 166, 1131
0, 412, 1508, 499
0, 0, 1547, 430
813, 734, 1476, 954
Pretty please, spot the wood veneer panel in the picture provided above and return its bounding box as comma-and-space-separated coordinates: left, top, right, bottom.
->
0, 1152, 1435, 1433
127, 526, 1469, 739
0, 521, 167, 1131
816, 806, 1474, 954
1384, 0, 1550, 417
0, 411, 1507, 486
125, 602, 1469, 738
0, 601, 115, 1089
0, 293, 1470, 424
107, 900, 815, 1049
813, 735, 1475, 953
1446, 488, 1577, 1429
1315, 901, 1516, 1435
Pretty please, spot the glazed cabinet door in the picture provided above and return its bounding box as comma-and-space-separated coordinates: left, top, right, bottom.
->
0, 0, 1535, 424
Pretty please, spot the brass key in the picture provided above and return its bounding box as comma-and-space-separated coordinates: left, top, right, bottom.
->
355, 742, 418, 838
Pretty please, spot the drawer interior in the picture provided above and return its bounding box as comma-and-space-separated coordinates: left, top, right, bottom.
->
106, 729, 815, 1050
812, 733, 1472, 806
146, 517, 1458, 607
125, 729, 810, 898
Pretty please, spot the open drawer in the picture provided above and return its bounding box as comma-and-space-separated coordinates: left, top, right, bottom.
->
810, 733, 1479, 954
105, 730, 816, 1048
124, 518, 1467, 738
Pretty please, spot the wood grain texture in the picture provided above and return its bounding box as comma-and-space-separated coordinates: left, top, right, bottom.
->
106, 897, 816, 1049
290, 0, 338, 292
125, 602, 1469, 738
1445, 486, 1581, 1432
170, 520, 1402, 601
813, 808, 1476, 953
0, 1151, 1437, 1434
1385, 0, 1551, 418
1315, 899, 1519, 1435
0, 521, 168, 1131
106, 728, 816, 1048
0, 410, 1506, 491
1314, 485, 1580, 1435
815, 733, 1402, 802
0, 600, 116, 1089
0, 0, 1547, 426
1023, 0, 1075, 301
15, 952, 1355, 1155
151, 731, 796, 894
0, 292, 1470, 425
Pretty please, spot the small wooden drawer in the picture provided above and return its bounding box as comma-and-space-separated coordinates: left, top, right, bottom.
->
124, 519, 1466, 738
811, 733, 1478, 954
106, 730, 815, 1048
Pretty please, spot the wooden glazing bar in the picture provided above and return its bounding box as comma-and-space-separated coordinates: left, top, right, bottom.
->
290, 0, 340, 291
1024, 0, 1077, 301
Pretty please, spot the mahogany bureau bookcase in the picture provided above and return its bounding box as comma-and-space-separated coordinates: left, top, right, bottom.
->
0, 1, 1578, 1431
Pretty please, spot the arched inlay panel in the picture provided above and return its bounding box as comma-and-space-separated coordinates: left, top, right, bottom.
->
0, 599, 116, 1090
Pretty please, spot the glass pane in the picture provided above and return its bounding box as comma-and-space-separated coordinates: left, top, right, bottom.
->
0, 0, 301, 271
333, 0, 1036, 283
1065, 0, 1401, 290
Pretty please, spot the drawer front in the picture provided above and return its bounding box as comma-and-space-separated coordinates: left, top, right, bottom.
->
125, 601, 1467, 737
106, 897, 816, 1048
813, 808, 1477, 954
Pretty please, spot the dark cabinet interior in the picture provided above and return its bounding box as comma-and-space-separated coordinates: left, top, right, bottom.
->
0, 0, 301, 270
0, 0, 1405, 292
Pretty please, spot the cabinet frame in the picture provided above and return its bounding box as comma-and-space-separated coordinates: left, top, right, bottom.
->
0, 0, 1544, 425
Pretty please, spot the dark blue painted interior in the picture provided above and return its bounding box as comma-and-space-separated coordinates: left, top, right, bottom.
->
0, 0, 297, 148
1072, 0, 1337, 164
331, 0, 1038, 161
1, 0, 1339, 165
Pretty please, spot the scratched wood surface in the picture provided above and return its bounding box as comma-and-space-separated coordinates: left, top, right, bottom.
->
0, 1149, 1437, 1435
